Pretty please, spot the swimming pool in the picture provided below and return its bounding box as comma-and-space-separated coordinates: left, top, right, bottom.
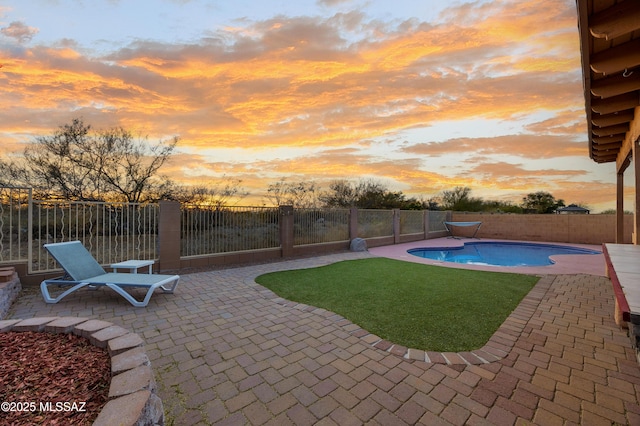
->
407, 242, 602, 267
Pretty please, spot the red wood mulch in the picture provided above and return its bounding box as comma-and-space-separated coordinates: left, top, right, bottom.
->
0, 331, 110, 425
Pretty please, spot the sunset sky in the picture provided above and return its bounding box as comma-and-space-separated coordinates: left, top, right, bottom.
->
0, 0, 631, 211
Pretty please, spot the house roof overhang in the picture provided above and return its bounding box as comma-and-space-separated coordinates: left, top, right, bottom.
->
577, 0, 640, 172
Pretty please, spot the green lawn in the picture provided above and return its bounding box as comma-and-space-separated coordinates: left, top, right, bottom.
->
255, 258, 538, 352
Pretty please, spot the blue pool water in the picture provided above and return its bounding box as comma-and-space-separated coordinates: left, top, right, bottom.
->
407, 242, 601, 267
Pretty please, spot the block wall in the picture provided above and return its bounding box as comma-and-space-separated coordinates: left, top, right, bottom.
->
451, 213, 633, 245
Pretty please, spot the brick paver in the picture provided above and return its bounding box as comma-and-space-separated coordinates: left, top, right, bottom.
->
8, 251, 640, 425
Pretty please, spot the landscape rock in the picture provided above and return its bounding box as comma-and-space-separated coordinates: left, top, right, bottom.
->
350, 238, 368, 252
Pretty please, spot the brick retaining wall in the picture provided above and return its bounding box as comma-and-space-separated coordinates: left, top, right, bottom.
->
0, 267, 21, 320
0, 317, 164, 426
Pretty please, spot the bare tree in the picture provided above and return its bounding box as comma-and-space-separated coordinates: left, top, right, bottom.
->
264, 179, 319, 208
317, 179, 358, 208
88, 126, 178, 202
3, 118, 178, 202
319, 178, 425, 209
0, 156, 32, 187
172, 177, 249, 207
440, 186, 485, 211
21, 119, 99, 200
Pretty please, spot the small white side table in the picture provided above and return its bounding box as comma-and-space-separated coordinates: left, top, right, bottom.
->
111, 260, 155, 274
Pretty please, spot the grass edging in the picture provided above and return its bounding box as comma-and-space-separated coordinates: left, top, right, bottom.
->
256, 258, 553, 363
264, 274, 555, 364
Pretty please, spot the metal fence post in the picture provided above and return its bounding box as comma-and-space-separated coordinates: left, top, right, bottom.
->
27, 189, 33, 273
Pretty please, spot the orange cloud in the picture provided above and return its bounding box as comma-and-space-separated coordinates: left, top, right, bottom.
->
0, 0, 619, 210
4, 2, 581, 151
403, 134, 587, 159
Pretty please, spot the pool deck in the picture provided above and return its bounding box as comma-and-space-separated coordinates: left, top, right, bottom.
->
369, 238, 607, 276
7, 241, 639, 424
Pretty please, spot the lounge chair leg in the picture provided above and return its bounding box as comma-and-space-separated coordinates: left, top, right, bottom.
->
105, 283, 151, 308
104, 277, 179, 307
41, 281, 92, 304
160, 277, 180, 294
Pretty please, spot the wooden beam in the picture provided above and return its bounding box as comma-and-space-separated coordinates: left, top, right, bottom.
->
620, 153, 632, 172
592, 134, 624, 144
593, 154, 620, 162
590, 1, 640, 41
593, 147, 620, 155
592, 110, 635, 127
592, 123, 629, 136
593, 152, 621, 160
576, 0, 594, 162
592, 152, 620, 160
595, 147, 620, 154
592, 136, 624, 147
617, 106, 640, 172
591, 154, 617, 164
593, 142, 622, 154
594, 149, 618, 156
591, 39, 640, 76
595, 149, 619, 156
596, 158, 618, 163
591, 71, 640, 98
634, 139, 640, 245
592, 92, 639, 114
617, 171, 624, 243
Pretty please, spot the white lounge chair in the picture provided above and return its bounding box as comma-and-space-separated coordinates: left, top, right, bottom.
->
41, 240, 180, 307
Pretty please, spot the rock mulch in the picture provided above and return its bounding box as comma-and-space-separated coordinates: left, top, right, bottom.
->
0, 331, 110, 425
1, 317, 164, 426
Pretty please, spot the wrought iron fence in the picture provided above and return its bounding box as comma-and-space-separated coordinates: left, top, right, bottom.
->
428, 210, 448, 233
0, 187, 31, 263
400, 210, 424, 235
30, 201, 159, 273
3, 185, 452, 274
294, 208, 350, 245
358, 209, 394, 238
181, 205, 280, 256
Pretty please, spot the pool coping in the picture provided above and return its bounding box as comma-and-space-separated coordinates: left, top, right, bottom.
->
369, 237, 607, 276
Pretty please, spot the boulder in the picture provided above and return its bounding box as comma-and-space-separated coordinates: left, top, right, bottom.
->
350, 238, 368, 252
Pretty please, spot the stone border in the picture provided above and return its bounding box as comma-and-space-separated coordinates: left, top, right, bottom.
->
0, 317, 163, 426
0, 267, 21, 320
269, 274, 555, 365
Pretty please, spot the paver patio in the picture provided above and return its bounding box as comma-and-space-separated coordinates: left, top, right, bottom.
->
7, 250, 640, 425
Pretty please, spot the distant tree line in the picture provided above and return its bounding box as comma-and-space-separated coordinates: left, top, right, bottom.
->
263, 180, 571, 214
264, 179, 429, 210
0, 118, 584, 213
